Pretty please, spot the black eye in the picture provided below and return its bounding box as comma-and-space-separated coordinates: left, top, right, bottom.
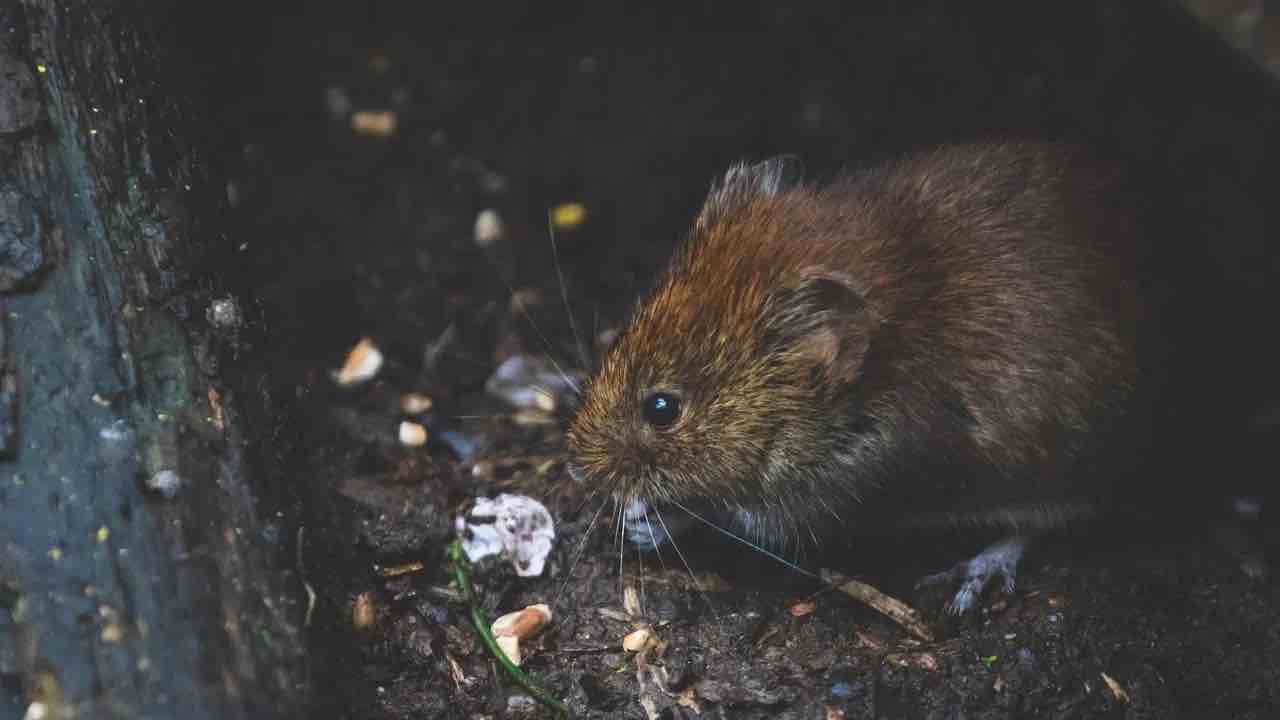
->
642, 392, 681, 428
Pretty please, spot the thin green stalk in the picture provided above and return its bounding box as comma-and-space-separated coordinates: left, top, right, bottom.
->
447, 540, 570, 718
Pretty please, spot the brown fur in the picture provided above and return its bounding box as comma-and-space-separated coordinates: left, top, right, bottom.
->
568, 142, 1143, 548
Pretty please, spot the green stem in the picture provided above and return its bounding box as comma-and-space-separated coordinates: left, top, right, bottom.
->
448, 540, 570, 718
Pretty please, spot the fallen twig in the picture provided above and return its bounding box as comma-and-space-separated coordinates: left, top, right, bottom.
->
820, 569, 935, 642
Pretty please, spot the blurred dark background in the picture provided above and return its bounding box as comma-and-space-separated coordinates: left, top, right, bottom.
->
163, 1, 1280, 715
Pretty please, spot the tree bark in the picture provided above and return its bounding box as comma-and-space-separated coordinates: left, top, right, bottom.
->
0, 2, 306, 718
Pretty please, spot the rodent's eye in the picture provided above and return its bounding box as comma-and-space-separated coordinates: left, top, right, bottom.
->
642, 392, 681, 429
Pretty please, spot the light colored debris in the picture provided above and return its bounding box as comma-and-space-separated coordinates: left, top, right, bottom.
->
485, 354, 582, 413
474, 208, 504, 247
1101, 672, 1130, 703
352, 592, 376, 630
377, 560, 425, 578
495, 634, 522, 666
400, 392, 434, 414
456, 494, 556, 577
333, 338, 383, 386
398, 420, 428, 447
622, 584, 642, 617
350, 109, 397, 137
491, 604, 552, 642
623, 627, 658, 653
145, 470, 182, 499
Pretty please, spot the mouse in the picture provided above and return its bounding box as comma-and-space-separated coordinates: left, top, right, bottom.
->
566, 141, 1152, 612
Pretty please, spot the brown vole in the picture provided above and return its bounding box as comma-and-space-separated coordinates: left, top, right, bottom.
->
566, 142, 1148, 611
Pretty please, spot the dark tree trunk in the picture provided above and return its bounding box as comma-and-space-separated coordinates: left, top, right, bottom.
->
0, 2, 306, 718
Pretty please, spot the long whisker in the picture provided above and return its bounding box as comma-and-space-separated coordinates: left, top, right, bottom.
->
642, 511, 670, 577
653, 506, 720, 626
667, 499, 820, 581
616, 497, 626, 606
636, 537, 646, 618
482, 248, 582, 397
551, 491, 612, 613
547, 212, 591, 373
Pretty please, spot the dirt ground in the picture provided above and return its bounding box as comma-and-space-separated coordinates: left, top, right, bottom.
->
202, 2, 1280, 718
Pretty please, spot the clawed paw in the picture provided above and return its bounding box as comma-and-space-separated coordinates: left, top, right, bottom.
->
916, 536, 1028, 614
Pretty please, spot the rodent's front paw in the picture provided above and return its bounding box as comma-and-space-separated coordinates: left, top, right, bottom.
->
917, 536, 1028, 614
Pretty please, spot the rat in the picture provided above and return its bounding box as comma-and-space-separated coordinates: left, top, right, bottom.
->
566, 141, 1151, 612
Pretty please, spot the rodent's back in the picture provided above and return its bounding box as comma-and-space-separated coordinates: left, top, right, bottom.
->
568, 142, 1143, 543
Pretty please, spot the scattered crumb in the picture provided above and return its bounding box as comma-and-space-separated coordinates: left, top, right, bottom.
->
333, 338, 383, 386
350, 110, 398, 137
400, 392, 433, 414
474, 208, 504, 246
398, 421, 428, 447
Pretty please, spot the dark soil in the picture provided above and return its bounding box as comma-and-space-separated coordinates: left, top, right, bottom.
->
198, 2, 1280, 718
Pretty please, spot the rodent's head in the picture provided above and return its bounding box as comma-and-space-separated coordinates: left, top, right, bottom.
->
567, 159, 878, 533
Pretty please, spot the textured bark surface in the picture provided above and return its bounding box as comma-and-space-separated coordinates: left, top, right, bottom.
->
0, 2, 305, 718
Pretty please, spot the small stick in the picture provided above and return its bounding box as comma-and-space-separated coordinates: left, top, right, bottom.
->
821, 569, 935, 642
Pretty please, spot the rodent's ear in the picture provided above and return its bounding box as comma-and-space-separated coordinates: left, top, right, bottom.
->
699, 155, 804, 228
767, 270, 874, 385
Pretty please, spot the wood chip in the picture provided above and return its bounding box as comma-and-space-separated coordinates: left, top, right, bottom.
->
821, 569, 935, 642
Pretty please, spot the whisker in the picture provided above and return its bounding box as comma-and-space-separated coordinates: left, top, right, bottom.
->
551, 491, 612, 613
642, 511, 670, 577
667, 499, 820, 581
481, 247, 582, 397
636, 537, 646, 618
616, 497, 626, 606
547, 212, 591, 373
653, 506, 721, 627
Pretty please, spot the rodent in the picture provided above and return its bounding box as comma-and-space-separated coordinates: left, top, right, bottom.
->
566, 142, 1149, 608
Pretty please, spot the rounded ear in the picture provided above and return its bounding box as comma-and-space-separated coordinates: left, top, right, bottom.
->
765, 270, 874, 384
